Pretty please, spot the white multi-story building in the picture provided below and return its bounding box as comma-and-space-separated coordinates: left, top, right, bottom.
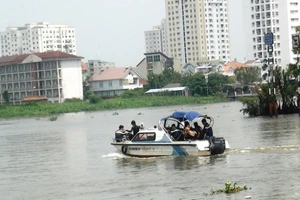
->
162, 0, 231, 66
230, 0, 300, 69
144, 19, 169, 55
161, 19, 169, 55
0, 22, 76, 57
144, 25, 163, 53
204, 0, 231, 63
87, 59, 116, 75
0, 51, 83, 104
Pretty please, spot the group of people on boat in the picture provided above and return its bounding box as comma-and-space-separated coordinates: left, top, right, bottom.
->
169, 118, 213, 141
115, 117, 213, 142
115, 120, 140, 141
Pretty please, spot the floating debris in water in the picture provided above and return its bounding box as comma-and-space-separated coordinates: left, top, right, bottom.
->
112, 112, 119, 115
207, 182, 248, 195
245, 196, 252, 199
137, 112, 143, 115
49, 116, 58, 121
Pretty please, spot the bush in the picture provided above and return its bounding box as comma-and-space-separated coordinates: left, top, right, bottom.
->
89, 94, 101, 104
120, 88, 146, 98
64, 98, 83, 103
239, 97, 260, 116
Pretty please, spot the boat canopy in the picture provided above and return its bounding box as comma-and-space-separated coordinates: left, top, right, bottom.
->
170, 111, 204, 121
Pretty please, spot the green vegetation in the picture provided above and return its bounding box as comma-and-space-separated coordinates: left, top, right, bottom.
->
240, 25, 300, 116
181, 72, 233, 96
0, 69, 232, 119
234, 66, 261, 85
240, 64, 300, 116
206, 182, 248, 196
146, 69, 234, 96
2, 91, 9, 104
0, 96, 228, 119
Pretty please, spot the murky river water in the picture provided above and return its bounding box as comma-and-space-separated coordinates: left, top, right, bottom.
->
0, 102, 300, 200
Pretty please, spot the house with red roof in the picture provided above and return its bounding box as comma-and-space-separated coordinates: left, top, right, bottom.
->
0, 51, 84, 104
222, 61, 249, 76
89, 67, 144, 97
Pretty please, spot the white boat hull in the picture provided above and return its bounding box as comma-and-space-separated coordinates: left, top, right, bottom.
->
111, 140, 230, 157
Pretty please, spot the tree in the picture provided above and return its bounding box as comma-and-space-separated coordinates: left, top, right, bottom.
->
181, 73, 232, 96
240, 66, 299, 116
83, 75, 92, 100
162, 68, 182, 84
181, 73, 206, 96
146, 69, 182, 90
234, 66, 261, 85
207, 73, 233, 95
2, 91, 9, 104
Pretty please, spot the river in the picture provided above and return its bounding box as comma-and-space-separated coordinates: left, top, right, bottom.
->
0, 101, 300, 200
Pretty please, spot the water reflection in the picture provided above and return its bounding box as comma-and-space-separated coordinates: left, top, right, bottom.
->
114, 154, 227, 172
173, 156, 211, 170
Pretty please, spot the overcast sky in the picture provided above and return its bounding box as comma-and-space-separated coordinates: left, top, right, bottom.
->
0, 0, 165, 67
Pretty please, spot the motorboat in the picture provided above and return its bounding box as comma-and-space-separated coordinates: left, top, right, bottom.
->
111, 111, 230, 157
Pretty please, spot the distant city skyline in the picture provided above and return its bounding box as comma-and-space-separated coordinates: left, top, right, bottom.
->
2, 0, 298, 69
0, 0, 165, 67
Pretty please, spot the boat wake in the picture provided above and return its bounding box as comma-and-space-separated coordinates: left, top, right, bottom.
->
102, 152, 126, 159
228, 145, 300, 154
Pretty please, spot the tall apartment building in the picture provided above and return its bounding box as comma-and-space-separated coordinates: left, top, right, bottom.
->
251, 0, 300, 68
144, 25, 163, 53
0, 22, 76, 57
144, 19, 168, 55
162, 0, 231, 66
231, 0, 300, 68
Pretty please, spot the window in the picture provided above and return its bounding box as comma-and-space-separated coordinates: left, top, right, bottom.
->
153, 55, 160, 62
146, 56, 154, 62
132, 132, 156, 141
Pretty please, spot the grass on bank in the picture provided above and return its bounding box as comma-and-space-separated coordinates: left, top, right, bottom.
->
0, 96, 228, 119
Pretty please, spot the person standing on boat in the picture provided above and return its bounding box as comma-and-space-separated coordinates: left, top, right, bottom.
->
127, 120, 140, 138
183, 121, 196, 140
201, 119, 213, 140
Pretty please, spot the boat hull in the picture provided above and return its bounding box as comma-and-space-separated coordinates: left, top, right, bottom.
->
111, 140, 229, 157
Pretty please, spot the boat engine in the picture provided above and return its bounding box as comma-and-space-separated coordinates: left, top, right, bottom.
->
210, 137, 226, 155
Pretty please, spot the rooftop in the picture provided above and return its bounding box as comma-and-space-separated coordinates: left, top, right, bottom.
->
0, 51, 83, 66
224, 61, 248, 71
90, 67, 132, 81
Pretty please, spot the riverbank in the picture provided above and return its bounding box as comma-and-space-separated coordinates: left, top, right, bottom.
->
0, 96, 228, 119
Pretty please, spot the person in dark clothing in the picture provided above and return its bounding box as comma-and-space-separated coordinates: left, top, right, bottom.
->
201, 119, 213, 140
193, 122, 204, 140
127, 120, 140, 138
169, 123, 182, 140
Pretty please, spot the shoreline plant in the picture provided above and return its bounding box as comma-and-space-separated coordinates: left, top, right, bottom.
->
0, 96, 228, 119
